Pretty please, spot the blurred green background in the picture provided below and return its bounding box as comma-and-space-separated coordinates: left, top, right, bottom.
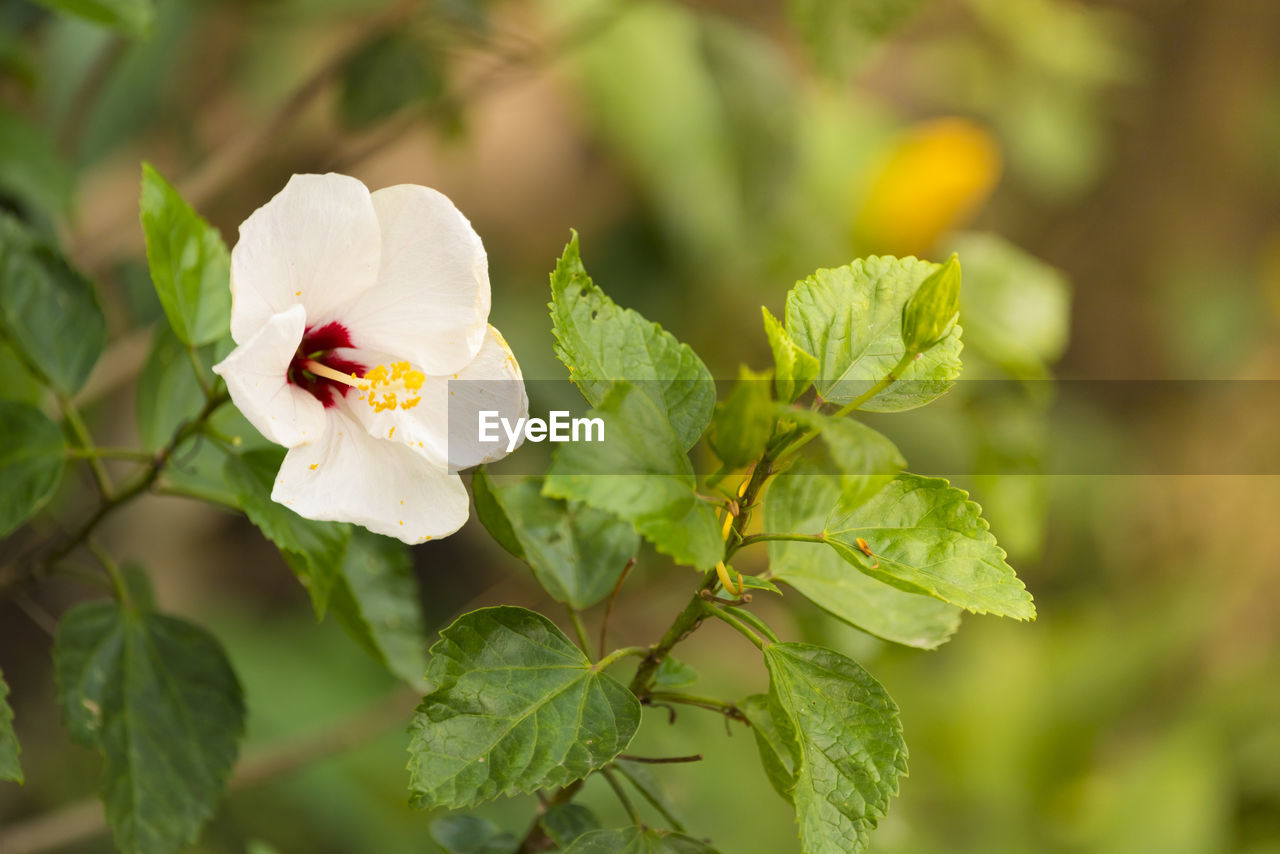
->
3, 0, 1280, 852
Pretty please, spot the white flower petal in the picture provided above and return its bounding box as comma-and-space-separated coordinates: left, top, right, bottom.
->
272, 408, 468, 544
212, 305, 326, 447
230, 173, 381, 343
336, 184, 490, 375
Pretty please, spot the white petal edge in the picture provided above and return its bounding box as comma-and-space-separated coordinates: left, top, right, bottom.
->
272, 408, 469, 544
229, 173, 381, 344
335, 184, 491, 375
212, 304, 327, 448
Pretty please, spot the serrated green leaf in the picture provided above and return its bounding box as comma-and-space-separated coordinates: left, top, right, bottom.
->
764, 642, 907, 854
429, 814, 517, 854
785, 256, 962, 411
785, 409, 905, 506
53, 601, 245, 854
473, 470, 639, 609
764, 466, 960, 649
223, 449, 350, 616
788, 0, 926, 77
0, 107, 72, 215
544, 382, 723, 570
0, 400, 65, 537
0, 667, 22, 783
326, 529, 428, 685
901, 253, 961, 354
337, 33, 444, 129
708, 365, 774, 468
762, 306, 819, 403
30, 0, 154, 35
549, 233, 714, 451
651, 657, 698, 690
140, 164, 231, 347
0, 213, 105, 395
823, 474, 1035, 619
563, 827, 720, 854
541, 803, 601, 849
407, 606, 640, 809
739, 693, 794, 801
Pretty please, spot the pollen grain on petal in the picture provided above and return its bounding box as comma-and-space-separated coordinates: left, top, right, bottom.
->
388, 426, 396, 438
309, 463, 318, 470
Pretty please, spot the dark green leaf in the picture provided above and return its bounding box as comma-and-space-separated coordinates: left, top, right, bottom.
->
651, 657, 697, 690
473, 470, 638, 609
708, 366, 774, 468
471, 466, 525, 560
739, 693, 793, 801
0, 338, 43, 405
430, 814, 517, 854
764, 466, 960, 649
0, 400, 65, 537
140, 164, 231, 347
786, 256, 962, 411
823, 474, 1035, 619
544, 382, 723, 570
0, 107, 72, 215
0, 213, 106, 395
549, 233, 714, 451
540, 804, 602, 850
223, 449, 350, 616
764, 642, 907, 854
407, 607, 640, 809
563, 827, 720, 854
901, 253, 961, 354
54, 601, 245, 854
0, 667, 21, 783
762, 306, 818, 403
338, 33, 444, 129
30, 0, 154, 37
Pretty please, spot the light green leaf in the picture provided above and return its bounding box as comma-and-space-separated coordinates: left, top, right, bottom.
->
764, 642, 907, 854
223, 449, 350, 616
472, 469, 639, 609
708, 365, 774, 468
0, 107, 72, 215
135, 325, 212, 450
0, 400, 66, 537
787, 0, 926, 77
429, 814, 517, 854
0, 667, 21, 783
337, 33, 444, 129
739, 693, 793, 801
785, 256, 962, 411
30, 0, 154, 37
0, 214, 106, 395
544, 382, 723, 570
763, 306, 819, 404
823, 474, 1035, 619
407, 606, 640, 809
563, 827, 720, 854
541, 803, 601, 850
54, 601, 245, 854
763, 466, 960, 649
785, 410, 905, 506
549, 233, 714, 451
326, 529, 429, 685
651, 657, 697, 690
901, 253, 961, 354
140, 164, 231, 347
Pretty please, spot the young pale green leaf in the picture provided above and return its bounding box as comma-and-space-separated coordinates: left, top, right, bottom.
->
472, 470, 639, 609
762, 306, 819, 403
325, 529, 429, 685
708, 365, 774, 468
563, 827, 721, 854
29, 0, 154, 36
544, 382, 723, 570
764, 642, 907, 854
0, 214, 105, 395
338, 33, 445, 129
785, 410, 906, 506
901, 253, 961, 355
140, 164, 231, 347
53, 601, 245, 854
223, 449, 350, 616
549, 233, 715, 451
785, 256, 962, 411
429, 814, 518, 854
823, 474, 1035, 619
407, 607, 640, 809
739, 693, 794, 801
540, 803, 602, 850
0, 667, 21, 783
651, 656, 698, 690
763, 466, 961, 649
0, 400, 66, 537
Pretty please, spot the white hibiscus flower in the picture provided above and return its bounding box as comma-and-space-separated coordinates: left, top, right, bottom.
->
213, 173, 527, 544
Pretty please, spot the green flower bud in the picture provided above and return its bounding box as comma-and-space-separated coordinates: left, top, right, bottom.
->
901, 253, 961, 354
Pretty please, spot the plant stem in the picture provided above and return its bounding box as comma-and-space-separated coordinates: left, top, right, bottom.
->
594, 646, 648, 671
613, 761, 687, 831
601, 768, 643, 825
566, 606, 593, 658
646, 692, 748, 722
187, 345, 212, 398
732, 531, 826, 554
87, 540, 131, 611
152, 481, 240, 511
599, 556, 636, 656
67, 447, 154, 462
700, 600, 767, 650
617, 753, 702, 764
57, 393, 113, 500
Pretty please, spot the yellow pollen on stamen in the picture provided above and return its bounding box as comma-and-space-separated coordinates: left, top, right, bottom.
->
356, 360, 425, 412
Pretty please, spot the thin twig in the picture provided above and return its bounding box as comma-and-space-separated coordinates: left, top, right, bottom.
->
601, 768, 643, 825
598, 556, 635, 655
616, 753, 702, 764
566, 605, 593, 658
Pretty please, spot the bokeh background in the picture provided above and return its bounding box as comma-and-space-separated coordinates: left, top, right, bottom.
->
3, 0, 1280, 852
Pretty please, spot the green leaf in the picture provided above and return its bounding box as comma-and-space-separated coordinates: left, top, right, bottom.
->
763, 465, 960, 649
737, 574, 783, 596
544, 382, 723, 570
823, 474, 1035, 619
785, 410, 905, 506
429, 814, 517, 854
135, 325, 213, 450
53, 601, 245, 854
0, 667, 21, 783
326, 529, 429, 685
787, 0, 926, 77
337, 33, 444, 129
549, 233, 715, 451
472, 469, 639, 609
563, 827, 720, 854
739, 693, 793, 801
0, 107, 73, 215
223, 449, 350, 616
762, 306, 818, 403
0, 400, 66, 537
764, 642, 907, 854
0, 338, 43, 405
0, 213, 106, 395
651, 657, 697, 690
471, 465, 525, 560
785, 256, 962, 411
901, 253, 961, 354
407, 606, 640, 809
541, 803, 601, 850
708, 365, 774, 468
30, 0, 154, 37
140, 164, 231, 347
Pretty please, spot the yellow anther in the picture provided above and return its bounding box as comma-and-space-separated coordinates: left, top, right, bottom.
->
359, 361, 423, 413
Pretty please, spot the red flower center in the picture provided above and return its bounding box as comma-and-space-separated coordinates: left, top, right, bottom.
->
288, 322, 366, 408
